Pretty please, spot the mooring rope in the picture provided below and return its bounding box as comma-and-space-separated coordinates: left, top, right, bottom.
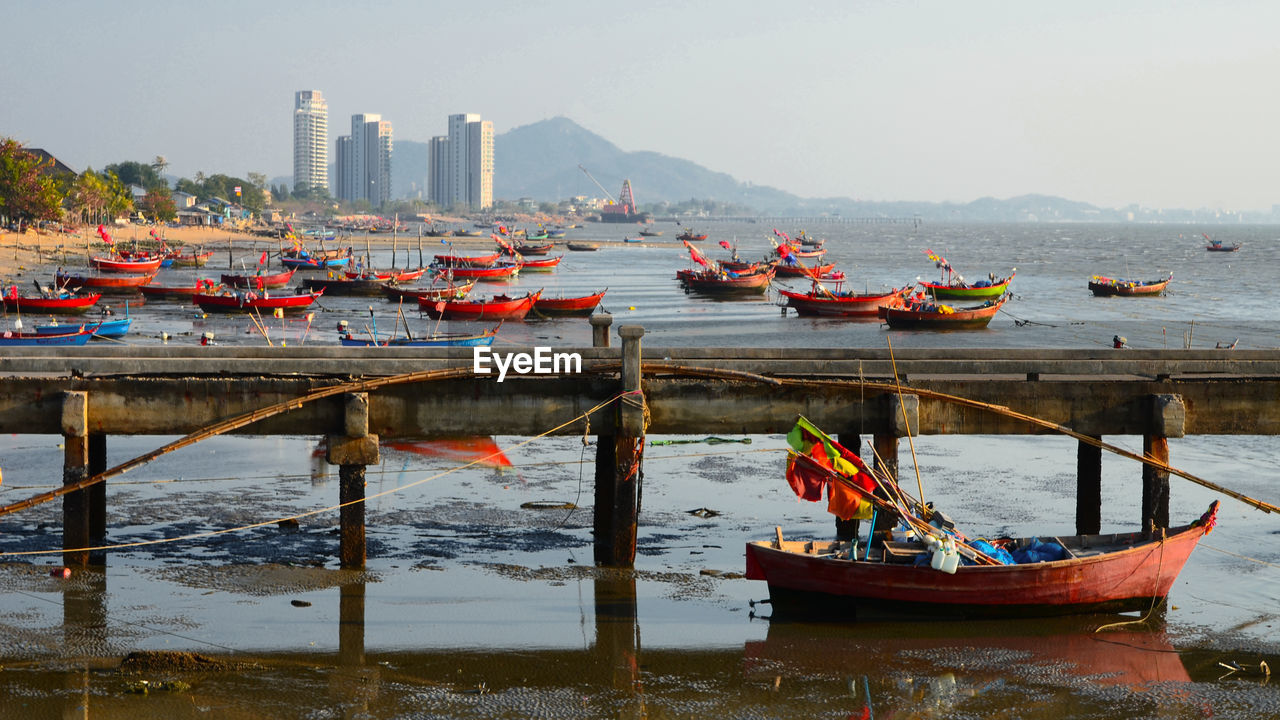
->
0, 391, 629, 557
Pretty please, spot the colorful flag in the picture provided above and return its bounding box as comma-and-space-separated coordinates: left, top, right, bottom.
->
434, 301, 446, 313
718, 240, 732, 250
258, 251, 268, 265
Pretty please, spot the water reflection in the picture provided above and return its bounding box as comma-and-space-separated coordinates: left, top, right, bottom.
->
11, 567, 1268, 720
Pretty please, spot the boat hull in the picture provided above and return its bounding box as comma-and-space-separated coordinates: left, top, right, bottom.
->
420, 291, 540, 321
90, 256, 164, 273
339, 328, 498, 347
222, 269, 297, 289
880, 295, 1007, 328
921, 275, 1014, 299
780, 288, 905, 317
532, 290, 606, 317
0, 329, 95, 346
194, 291, 322, 313
3, 293, 102, 313
745, 520, 1208, 619
1088, 276, 1171, 297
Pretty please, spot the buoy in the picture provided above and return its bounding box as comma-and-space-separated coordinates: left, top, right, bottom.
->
51, 567, 70, 579
628, 306, 636, 310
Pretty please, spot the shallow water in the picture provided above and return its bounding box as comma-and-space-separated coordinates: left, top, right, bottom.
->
2, 222, 1279, 717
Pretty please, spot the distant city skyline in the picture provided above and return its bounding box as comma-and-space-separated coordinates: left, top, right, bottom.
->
6, 2, 1280, 211
429, 113, 494, 210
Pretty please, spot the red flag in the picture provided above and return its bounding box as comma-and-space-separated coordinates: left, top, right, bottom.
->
719, 240, 732, 250
434, 301, 446, 313
258, 251, 268, 265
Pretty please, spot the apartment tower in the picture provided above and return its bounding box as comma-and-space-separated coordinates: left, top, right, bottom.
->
336, 113, 393, 206
428, 113, 493, 210
292, 90, 329, 193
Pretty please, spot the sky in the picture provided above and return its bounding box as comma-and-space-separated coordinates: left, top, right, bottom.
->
5, 0, 1280, 211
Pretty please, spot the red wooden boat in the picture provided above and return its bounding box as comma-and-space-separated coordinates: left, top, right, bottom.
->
1087, 273, 1172, 297
879, 293, 1008, 329
168, 248, 214, 266
719, 259, 772, 273
788, 246, 827, 259
383, 280, 476, 302
301, 275, 388, 296
511, 242, 553, 256
344, 267, 426, 283
779, 284, 908, 318
532, 289, 607, 317
90, 255, 164, 273
221, 268, 297, 289
1205, 243, 1241, 252
420, 290, 542, 321
140, 283, 202, 300
676, 231, 708, 241
194, 289, 324, 313
746, 502, 1218, 618
3, 291, 101, 313
438, 263, 520, 281
434, 251, 500, 268
679, 267, 775, 295
774, 262, 836, 278
60, 271, 156, 291
519, 255, 563, 272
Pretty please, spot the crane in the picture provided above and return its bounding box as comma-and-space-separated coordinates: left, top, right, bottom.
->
578, 165, 617, 205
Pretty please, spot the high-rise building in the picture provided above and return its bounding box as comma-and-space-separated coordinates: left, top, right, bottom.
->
336, 113, 393, 206
292, 90, 329, 194
428, 113, 493, 210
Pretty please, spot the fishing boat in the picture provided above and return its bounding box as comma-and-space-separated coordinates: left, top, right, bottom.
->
519, 255, 563, 272
0, 326, 96, 346
301, 275, 389, 296
789, 247, 826, 259
532, 289, 607, 317
344, 267, 426, 283
676, 231, 708, 241
382, 280, 476, 302
920, 272, 1016, 300
1205, 241, 1241, 252
281, 247, 352, 269
638, 229, 663, 237
221, 268, 297, 289
90, 255, 164, 273
779, 283, 909, 318
140, 283, 202, 300
3, 290, 101, 313
513, 242, 553, 256
59, 271, 156, 292
420, 290, 542, 321
438, 263, 520, 281
1087, 273, 1172, 297
775, 262, 837, 278
545, 229, 567, 239
744, 418, 1221, 618
566, 242, 600, 252
194, 289, 324, 313
168, 248, 214, 266
680, 266, 775, 295
879, 293, 1009, 329
338, 326, 499, 347
35, 309, 132, 339
434, 251, 500, 268
920, 250, 1015, 299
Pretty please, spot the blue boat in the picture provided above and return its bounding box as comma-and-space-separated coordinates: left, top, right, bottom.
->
0, 327, 95, 346
282, 255, 352, 270
338, 327, 498, 347
34, 305, 132, 339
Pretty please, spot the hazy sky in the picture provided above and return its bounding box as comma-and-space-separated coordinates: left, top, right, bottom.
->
5, 1, 1278, 210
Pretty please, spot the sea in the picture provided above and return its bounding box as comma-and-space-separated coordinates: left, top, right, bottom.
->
0, 221, 1278, 719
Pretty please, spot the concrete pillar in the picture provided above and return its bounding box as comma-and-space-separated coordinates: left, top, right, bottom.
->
1142, 395, 1183, 532
1076, 436, 1102, 535
590, 313, 613, 348
327, 393, 380, 568
593, 572, 640, 695
61, 391, 90, 567
594, 326, 645, 567
88, 434, 107, 542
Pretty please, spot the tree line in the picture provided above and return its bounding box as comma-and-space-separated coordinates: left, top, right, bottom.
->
0, 137, 268, 229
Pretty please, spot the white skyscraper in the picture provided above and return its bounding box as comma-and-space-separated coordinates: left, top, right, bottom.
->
428, 113, 493, 210
337, 113, 393, 206
292, 90, 329, 193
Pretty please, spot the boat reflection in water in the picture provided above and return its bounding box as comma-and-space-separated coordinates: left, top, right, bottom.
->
21, 566, 1235, 720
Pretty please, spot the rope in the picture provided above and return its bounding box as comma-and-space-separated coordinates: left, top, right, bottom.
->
1095, 529, 1166, 633
0, 392, 629, 557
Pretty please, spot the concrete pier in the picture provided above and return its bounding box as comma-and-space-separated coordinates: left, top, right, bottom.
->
3, 341, 1277, 565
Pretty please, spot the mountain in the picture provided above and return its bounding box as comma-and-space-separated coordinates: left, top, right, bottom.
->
383, 117, 1269, 223
493, 117, 799, 212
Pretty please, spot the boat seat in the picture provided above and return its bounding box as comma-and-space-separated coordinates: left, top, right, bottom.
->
881, 540, 927, 563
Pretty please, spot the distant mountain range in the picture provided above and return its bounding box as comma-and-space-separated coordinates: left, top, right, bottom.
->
360, 117, 1274, 223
